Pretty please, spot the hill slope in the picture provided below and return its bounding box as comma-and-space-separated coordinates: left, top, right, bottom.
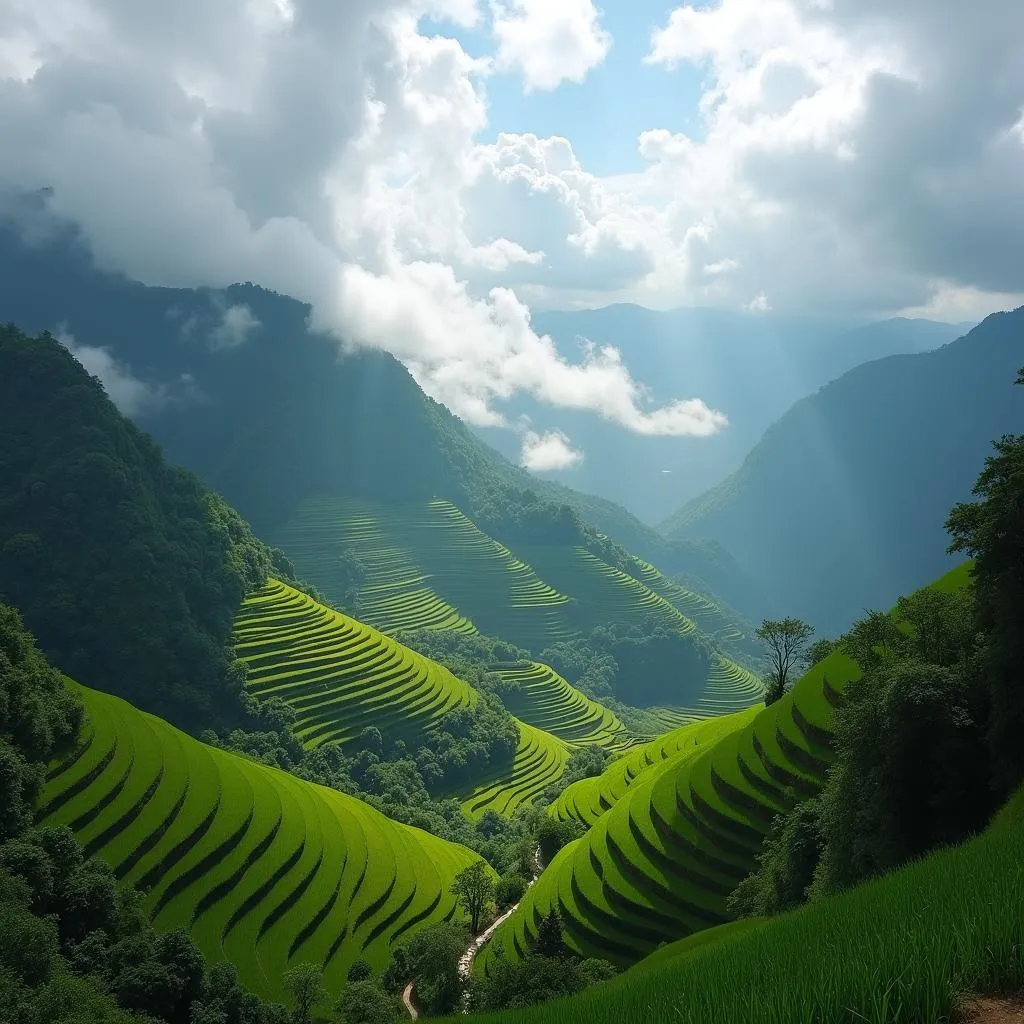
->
661, 309, 1024, 634
0, 221, 762, 616
39, 681, 482, 1007
480, 565, 972, 971
0, 322, 281, 729
476, 305, 967, 522
272, 496, 761, 709
465, 803, 1023, 1024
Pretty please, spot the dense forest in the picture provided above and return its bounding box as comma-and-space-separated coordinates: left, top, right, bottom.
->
729, 372, 1024, 917
0, 324, 290, 729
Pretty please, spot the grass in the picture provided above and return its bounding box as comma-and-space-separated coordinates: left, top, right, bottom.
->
234, 578, 476, 749
480, 565, 973, 973
39, 683, 483, 1007
465, 810, 1024, 1024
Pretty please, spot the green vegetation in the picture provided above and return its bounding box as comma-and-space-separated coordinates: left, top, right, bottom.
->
39, 680, 484, 1007
235, 579, 477, 749
271, 496, 756, 710
488, 661, 631, 751
0, 324, 284, 730
754, 617, 815, 705
550, 710, 757, 828
0, 601, 292, 1024
461, 808, 1024, 1024
480, 569, 973, 971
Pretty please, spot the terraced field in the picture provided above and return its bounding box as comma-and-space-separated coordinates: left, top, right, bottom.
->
39, 683, 482, 1006
630, 559, 752, 650
479, 564, 974, 972
273, 497, 573, 650
550, 711, 758, 828
235, 579, 476, 749
513, 544, 697, 638
490, 661, 632, 752
461, 722, 572, 820
235, 580, 576, 817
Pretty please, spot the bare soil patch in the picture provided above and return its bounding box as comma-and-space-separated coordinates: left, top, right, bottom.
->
956, 995, 1024, 1023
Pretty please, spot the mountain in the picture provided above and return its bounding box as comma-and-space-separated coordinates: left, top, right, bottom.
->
0, 218, 764, 618
473, 305, 969, 523
0, 323, 283, 729
660, 309, 1024, 635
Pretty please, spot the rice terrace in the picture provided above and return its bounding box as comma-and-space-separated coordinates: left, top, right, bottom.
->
3, 11, 1024, 1022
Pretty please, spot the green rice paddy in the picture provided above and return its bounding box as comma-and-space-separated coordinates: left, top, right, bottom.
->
480, 565, 973, 973
39, 683, 483, 1006
465, 805, 1024, 1024
234, 580, 625, 818
489, 661, 632, 752
270, 497, 766, 719
235, 579, 476, 749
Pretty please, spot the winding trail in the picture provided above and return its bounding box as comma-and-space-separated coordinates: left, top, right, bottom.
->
402, 848, 544, 1019
402, 980, 419, 1019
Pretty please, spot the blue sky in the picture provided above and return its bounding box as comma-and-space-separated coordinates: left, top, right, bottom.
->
424, 2, 709, 175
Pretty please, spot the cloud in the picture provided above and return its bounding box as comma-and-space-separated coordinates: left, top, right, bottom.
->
520, 429, 583, 471
2, 0, 1021, 457
490, 0, 611, 92
637, 0, 1024, 316
0, 0, 723, 439
210, 302, 261, 349
331, 258, 728, 433
57, 329, 165, 415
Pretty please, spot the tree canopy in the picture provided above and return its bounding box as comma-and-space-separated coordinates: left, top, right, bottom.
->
0, 324, 287, 729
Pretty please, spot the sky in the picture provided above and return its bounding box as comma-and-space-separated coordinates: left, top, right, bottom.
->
1, 0, 1023, 471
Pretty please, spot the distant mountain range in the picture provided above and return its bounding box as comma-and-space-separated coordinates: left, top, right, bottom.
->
661, 308, 1024, 635
476, 306, 971, 523
0, 220, 761, 616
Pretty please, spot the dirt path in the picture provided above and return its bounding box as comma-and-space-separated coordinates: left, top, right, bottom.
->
402, 980, 419, 1019
457, 848, 543, 1001
402, 848, 544, 1018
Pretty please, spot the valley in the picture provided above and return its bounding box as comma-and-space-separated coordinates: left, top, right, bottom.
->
1, 286, 1023, 1024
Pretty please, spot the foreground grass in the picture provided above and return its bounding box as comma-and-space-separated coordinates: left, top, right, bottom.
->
465, 813, 1024, 1024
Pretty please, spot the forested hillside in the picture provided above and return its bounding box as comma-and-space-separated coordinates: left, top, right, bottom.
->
0, 324, 286, 728
478, 306, 966, 522
0, 222, 763, 618
661, 308, 1024, 633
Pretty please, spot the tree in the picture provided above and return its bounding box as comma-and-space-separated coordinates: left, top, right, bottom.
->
756, 618, 814, 705
451, 861, 494, 934
281, 964, 325, 1024
532, 909, 568, 959
947, 370, 1024, 793
810, 660, 991, 898
494, 872, 527, 909
347, 960, 373, 984
727, 798, 823, 918
395, 923, 466, 1016
804, 638, 836, 669
334, 980, 400, 1024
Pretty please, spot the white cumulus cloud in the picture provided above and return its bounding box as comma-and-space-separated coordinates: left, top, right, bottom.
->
520, 429, 583, 471
490, 0, 611, 92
